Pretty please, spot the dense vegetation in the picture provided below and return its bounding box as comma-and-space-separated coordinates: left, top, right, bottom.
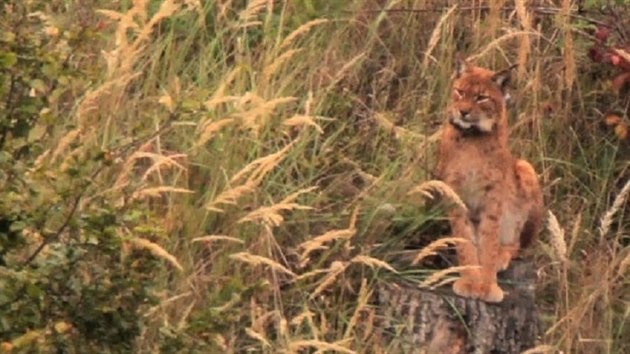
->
1, 0, 628, 353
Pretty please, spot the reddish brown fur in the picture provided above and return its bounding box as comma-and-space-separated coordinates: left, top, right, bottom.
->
436, 59, 543, 303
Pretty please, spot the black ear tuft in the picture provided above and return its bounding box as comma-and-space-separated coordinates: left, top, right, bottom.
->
455, 53, 471, 78
492, 64, 517, 92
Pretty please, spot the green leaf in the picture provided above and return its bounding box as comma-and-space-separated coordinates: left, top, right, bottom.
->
29, 79, 47, 94
26, 283, 43, 299
8, 220, 26, 232
0, 51, 17, 69
0, 31, 16, 44
42, 63, 60, 79
28, 122, 47, 142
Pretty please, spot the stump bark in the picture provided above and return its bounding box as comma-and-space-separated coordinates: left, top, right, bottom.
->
377, 260, 539, 354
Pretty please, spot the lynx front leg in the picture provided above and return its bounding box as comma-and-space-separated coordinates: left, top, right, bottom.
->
449, 209, 483, 299
477, 203, 505, 303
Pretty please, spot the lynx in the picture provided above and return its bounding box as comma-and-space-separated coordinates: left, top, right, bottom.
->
436, 57, 544, 303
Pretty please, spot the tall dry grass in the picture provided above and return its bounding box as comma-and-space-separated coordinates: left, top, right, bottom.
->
34, 0, 630, 352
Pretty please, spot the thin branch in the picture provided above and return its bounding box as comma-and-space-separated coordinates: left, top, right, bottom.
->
113, 112, 176, 157
348, 6, 611, 28
20, 195, 82, 267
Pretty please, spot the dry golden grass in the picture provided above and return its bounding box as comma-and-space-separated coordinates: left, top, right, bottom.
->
97, 0, 181, 77
230, 252, 297, 278
420, 265, 481, 289
373, 112, 426, 140
546, 211, 568, 263
327, 53, 367, 88
617, 252, 630, 277
144, 291, 194, 318
193, 118, 235, 149
229, 139, 297, 184
128, 237, 183, 272
408, 180, 468, 212
309, 261, 349, 299
422, 5, 457, 68
562, 0, 576, 91
514, 0, 532, 80
298, 229, 356, 267
237, 95, 298, 133
280, 19, 329, 49
137, 152, 188, 181
285, 339, 356, 354
567, 210, 583, 258
238, 0, 268, 24
350, 255, 397, 274
244, 327, 271, 348
263, 49, 303, 80
412, 236, 466, 265
191, 235, 245, 245
283, 114, 325, 134
131, 186, 193, 201
468, 31, 540, 63
49, 129, 80, 164
205, 141, 298, 212
598, 178, 630, 238
298, 206, 359, 265
205, 184, 258, 213
343, 278, 371, 339
238, 187, 316, 227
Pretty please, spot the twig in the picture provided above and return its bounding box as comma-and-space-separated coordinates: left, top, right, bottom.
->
20, 114, 178, 268
349, 6, 611, 28
0, 114, 178, 310
113, 112, 177, 157
20, 194, 83, 267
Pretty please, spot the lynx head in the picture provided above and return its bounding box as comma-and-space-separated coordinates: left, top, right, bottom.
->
448, 56, 514, 134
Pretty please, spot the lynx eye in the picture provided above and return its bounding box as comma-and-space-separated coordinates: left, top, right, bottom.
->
476, 94, 490, 103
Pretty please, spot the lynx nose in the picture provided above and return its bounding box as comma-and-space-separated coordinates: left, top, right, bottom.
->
459, 108, 471, 120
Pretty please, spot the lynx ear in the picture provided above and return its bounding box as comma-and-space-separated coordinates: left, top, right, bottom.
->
492, 64, 517, 92
455, 54, 471, 77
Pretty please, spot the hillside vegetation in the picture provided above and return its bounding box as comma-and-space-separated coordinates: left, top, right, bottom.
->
1, 0, 629, 353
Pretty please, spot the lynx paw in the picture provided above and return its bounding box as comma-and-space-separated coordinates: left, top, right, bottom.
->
452, 278, 481, 299
453, 279, 505, 303
480, 283, 504, 303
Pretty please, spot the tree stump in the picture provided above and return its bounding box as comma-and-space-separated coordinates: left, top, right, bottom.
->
377, 260, 539, 354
